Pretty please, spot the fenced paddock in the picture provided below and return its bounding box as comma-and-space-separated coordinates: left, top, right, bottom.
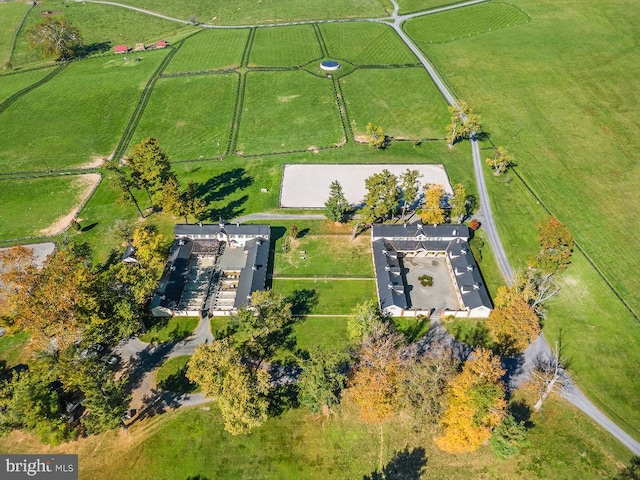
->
280, 163, 453, 208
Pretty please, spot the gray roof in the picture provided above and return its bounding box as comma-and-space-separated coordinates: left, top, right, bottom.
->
174, 223, 270, 238
234, 237, 270, 308
371, 223, 469, 241
158, 239, 194, 310
372, 239, 408, 311
446, 238, 492, 310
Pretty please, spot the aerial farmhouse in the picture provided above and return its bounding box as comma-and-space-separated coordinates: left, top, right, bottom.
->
151, 223, 270, 318
371, 223, 492, 318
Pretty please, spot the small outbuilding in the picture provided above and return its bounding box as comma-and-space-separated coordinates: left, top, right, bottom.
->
113, 45, 129, 54
156, 40, 167, 49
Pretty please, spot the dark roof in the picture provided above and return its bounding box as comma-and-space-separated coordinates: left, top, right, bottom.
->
446, 238, 492, 310
158, 239, 194, 310
371, 223, 469, 240
174, 223, 270, 238
234, 237, 271, 308
372, 239, 408, 311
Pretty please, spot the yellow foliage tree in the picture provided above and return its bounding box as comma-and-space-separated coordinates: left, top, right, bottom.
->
435, 348, 506, 454
420, 183, 445, 225
487, 296, 540, 355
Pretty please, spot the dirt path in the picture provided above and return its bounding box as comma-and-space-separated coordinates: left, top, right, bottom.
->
38, 173, 101, 236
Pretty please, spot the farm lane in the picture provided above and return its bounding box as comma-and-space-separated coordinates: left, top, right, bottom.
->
70, 0, 640, 454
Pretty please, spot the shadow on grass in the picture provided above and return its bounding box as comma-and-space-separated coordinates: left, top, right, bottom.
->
81, 222, 98, 232
287, 288, 319, 316
364, 446, 427, 480
158, 364, 197, 394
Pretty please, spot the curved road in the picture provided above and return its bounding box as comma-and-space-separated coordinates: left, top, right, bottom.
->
88, 0, 639, 454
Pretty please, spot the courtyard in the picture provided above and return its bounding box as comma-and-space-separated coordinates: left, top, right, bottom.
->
403, 255, 460, 313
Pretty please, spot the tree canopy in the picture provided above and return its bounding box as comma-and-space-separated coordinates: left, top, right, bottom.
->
27, 18, 82, 60
487, 294, 540, 355
298, 348, 346, 415
324, 180, 350, 223
531, 216, 574, 273
399, 168, 422, 220
359, 170, 399, 225
420, 183, 445, 225
486, 146, 515, 176
128, 138, 173, 201
446, 101, 481, 146
366, 122, 387, 149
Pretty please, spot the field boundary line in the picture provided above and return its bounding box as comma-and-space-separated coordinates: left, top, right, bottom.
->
510, 167, 639, 323
0, 63, 67, 116
6, 1, 35, 66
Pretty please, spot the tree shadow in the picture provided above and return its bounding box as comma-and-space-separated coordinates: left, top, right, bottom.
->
75, 41, 112, 58
158, 364, 197, 394
501, 354, 526, 392
208, 195, 248, 222
186, 476, 210, 480
297, 228, 310, 238
364, 447, 427, 480
287, 289, 319, 316
195, 168, 253, 205
508, 399, 534, 429
81, 222, 98, 232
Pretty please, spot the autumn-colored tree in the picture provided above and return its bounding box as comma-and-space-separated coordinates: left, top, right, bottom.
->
446, 101, 481, 146
131, 225, 166, 270
531, 216, 574, 274
435, 348, 506, 454
187, 340, 269, 435
449, 183, 469, 223
27, 18, 82, 59
420, 183, 445, 225
487, 295, 540, 355
348, 324, 404, 424
157, 175, 183, 217
0, 246, 36, 323
486, 146, 515, 176
183, 181, 207, 223
366, 122, 387, 149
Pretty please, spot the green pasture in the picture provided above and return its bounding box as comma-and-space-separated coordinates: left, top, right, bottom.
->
131, 74, 238, 160
341, 67, 448, 139
0, 176, 90, 240
396, 0, 461, 15
404, 1, 529, 44
0, 67, 54, 103
249, 24, 322, 67
321, 22, 418, 65
109, 0, 389, 26
155, 355, 198, 393
0, 2, 29, 64
274, 234, 373, 278
140, 316, 198, 343
10, 0, 184, 67
164, 28, 249, 73
271, 279, 376, 315
236, 71, 343, 154
0, 52, 167, 173
293, 316, 351, 354
67, 392, 631, 480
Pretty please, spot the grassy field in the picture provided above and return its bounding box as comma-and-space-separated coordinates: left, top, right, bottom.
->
10, 0, 185, 67
0, 176, 90, 240
405, 0, 640, 439
0, 331, 30, 368
340, 67, 449, 139
274, 234, 373, 277
396, 0, 462, 15
0, 1, 29, 64
404, 2, 530, 44
321, 22, 418, 65
0, 67, 54, 103
155, 355, 198, 393
249, 24, 322, 67
0, 51, 167, 173
108, 0, 389, 25
164, 28, 249, 73
130, 74, 238, 160
271, 279, 377, 315
293, 316, 351, 354
0, 391, 630, 479
139, 316, 199, 343
237, 71, 344, 154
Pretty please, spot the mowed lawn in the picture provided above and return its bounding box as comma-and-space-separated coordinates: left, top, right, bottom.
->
0, 176, 89, 240
249, 24, 322, 67
11, 0, 185, 67
130, 74, 238, 160
271, 279, 376, 315
293, 316, 351, 354
406, 0, 640, 438
321, 22, 418, 65
110, 0, 389, 25
404, 2, 530, 44
164, 28, 249, 73
237, 71, 343, 154
0, 51, 167, 173
340, 68, 449, 139
274, 235, 373, 277
0, 67, 54, 103
0, 2, 29, 63
396, 0, 462, 15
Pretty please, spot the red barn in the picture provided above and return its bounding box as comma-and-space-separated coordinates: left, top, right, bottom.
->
156, 40, 167, 49
113, 45, 129, 54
